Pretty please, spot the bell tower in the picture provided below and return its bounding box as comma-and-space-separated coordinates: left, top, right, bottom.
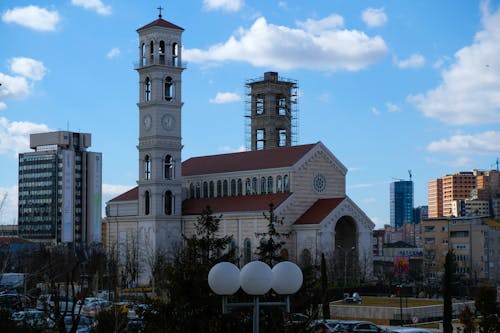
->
135, 11, 184, 238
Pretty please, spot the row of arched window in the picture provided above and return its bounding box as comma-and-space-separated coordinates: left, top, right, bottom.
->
144, 154, 174, 180
188, 175, 290, 199
143, 190, 174, 215
144, 76, 175, 102
140, 40, 179, 67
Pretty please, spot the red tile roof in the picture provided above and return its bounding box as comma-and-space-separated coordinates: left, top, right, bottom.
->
182, 143, 317, 176
182, 193, 291, 215
294, 198, 345, 225
137, 18, 184, 32
108, 186, 138, 203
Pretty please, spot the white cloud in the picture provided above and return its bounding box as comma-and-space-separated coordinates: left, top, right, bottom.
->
209, 92, 241, 104
386, 102, 401, 112
218, 145, 247, 153
278, 2, 287, 9
0, 117, 50, 157
9, 57, 47, 81
0, 186, 18, 225
362, 7, 387, 28
371, 216, 387, 229
2, 6, 59, 32
370, 107, 380, 116
203, 0, 244, 12
184, 16, 388, 71
0, 73, 30, 99
0, 102, 6, 110
409, 5, 500, 125
107, 48, 120, 59
393, 54, 425, 69
71, 0, 111, 16
296, 14, 344, 34
427, 131, 500, 155
425, 156, 474, 168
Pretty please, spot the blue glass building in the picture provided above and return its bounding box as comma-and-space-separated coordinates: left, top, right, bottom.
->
390, 180, 414, 229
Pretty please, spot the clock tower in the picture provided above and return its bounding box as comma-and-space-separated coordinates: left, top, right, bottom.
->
136, 11, 184, 246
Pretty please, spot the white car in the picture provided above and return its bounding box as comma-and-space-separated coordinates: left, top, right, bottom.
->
387, 327, 433, 333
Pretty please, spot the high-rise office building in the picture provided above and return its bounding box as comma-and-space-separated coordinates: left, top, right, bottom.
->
18, 131, 102, 245
390, 180, 414, 229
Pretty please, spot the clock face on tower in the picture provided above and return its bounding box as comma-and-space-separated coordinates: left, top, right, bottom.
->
162, 114, 175, 130
143, 115, 152, 130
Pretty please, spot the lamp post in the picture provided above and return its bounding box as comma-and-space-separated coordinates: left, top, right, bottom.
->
337, 245, 355, 286
209, 261, 303, 333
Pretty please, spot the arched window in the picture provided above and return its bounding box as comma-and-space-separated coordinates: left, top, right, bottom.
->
230, 179, 236, 196
223, 180, 228, 197
237, 179, 243, 196
261, 177, 266, 194
164, 190, 172, 215
209, 181, 214, 197
159, 40, 165, 64
144, 77, 151, 102
144, 191, 150, 215
244, 238, 252, 264
267, 176, 273, 194
144, 155, 151, 180
141, 43, 146, 66
189, 183, 195, 199
164, 155, 173, 179
195, 182, 201, 198
172, 42, 179, 66
164, 76, 174, 101
245, 178, 251, 195
252, 177, 258, 195
216, 180, 222, 197
284, 174, 290, 192
276, 175, 283, 193
203, 182, 208, 198
149, 41, 154, 63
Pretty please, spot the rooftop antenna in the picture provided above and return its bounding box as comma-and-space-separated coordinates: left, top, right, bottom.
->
408, 169, 412, 181
157, 5, 163, 18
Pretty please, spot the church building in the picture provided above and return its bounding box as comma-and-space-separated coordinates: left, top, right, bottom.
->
103, 13, 374, 286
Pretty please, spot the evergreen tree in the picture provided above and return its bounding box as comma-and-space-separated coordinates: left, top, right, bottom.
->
475, 284, 499, 333
442, 250, 454, 333
255, 203, 290, 266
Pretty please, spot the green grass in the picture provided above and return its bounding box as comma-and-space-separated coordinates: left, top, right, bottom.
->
334, 296, 443, 307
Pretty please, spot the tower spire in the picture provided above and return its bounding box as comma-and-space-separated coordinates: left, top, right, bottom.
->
157, 5, 163, 18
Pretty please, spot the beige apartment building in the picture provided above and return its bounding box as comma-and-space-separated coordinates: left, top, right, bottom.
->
422, 216, 500, 284
427, 179, 442, 218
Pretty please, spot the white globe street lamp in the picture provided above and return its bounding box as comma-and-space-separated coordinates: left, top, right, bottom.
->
208, 260, 303, 333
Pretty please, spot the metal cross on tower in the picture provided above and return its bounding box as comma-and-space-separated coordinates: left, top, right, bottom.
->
157, 6, 163, 18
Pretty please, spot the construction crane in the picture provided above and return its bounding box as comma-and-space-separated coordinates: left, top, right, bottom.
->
492, 158, 499, 172
0, 192, 7, 217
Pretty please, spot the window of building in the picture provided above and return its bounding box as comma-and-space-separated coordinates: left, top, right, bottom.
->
256, 129, 265, 150
252, 177, 258, 195
237, 179, 243, 196
144, 77, 151, 102
230, 179, 236, 196
203, 182, 208, 198
172, 42, 179, 66
149, 41, 154, 63
278, 129, 287, 147
276, 175, 283, 193
165, 190, 172, 215
159, 40, 165, 64
195, 182, 201, 198
267, 176, 273, 194
244, 238, 252, 264
277, 96, 287, 115
245, 178, 251, 195
164, 76, 174, 101
256, 95, 264, 115
223, 180, 228, 197
209, 181, 214, 198
217, 180, 222, 197
284, 174, 290, 192
164, 155, 173, 179
261, 177, 266, 194
144, 191, 150, 215
144, 155, 151, 180
190, 183, 195, 199
141, 43, 147, 66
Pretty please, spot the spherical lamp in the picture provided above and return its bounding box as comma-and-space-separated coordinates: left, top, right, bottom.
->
208, 262, 240, 295
271, 261, 303, 295
240, 261, 272, 295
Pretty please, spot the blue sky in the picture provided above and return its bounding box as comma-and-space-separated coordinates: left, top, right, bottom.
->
1, 0, 500, 228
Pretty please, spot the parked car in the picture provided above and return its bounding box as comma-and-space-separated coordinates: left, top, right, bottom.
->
310, 319, 343, 333
64, 315, 94, 333
336, 320, 387, 333
385, 328, 432, 333
0, 292, 23, 312
12, 309, 51, 328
